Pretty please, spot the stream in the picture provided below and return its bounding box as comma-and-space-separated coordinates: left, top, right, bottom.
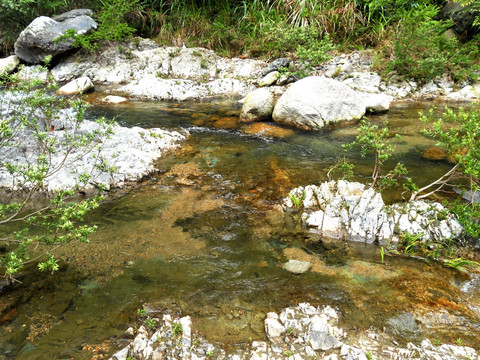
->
0, 99, 479, 359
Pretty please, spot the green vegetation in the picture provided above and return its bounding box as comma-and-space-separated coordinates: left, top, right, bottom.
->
414, 106, 480, 238
342, 120, 411, 190
137, 308, 147, 315
172, 322, 183, 336
383, 232, 480, 271
1, 1, 479, 83
341, 105, 480, 270
0, 68, 114, 281
288, 189, 305, 208
343, 104, 480, 241
144, 317, 157, 329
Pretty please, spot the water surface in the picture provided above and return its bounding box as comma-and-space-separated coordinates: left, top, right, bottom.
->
0, 100, 478, 359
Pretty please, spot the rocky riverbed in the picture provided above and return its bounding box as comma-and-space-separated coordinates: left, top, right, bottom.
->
109, 303, 480, 360
1, 9, 480, 360
0, 91, 186, 193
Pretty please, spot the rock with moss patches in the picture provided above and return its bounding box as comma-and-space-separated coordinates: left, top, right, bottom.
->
239, 88, 274, 122
14, 10, 97, 64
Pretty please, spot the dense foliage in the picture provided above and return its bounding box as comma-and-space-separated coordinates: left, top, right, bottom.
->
0, 0, 479, 82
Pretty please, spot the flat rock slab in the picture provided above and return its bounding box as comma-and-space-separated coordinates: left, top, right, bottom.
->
57, 76, 94, 95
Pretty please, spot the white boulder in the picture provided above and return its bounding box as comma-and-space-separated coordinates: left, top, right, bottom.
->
272, 76, 366, 130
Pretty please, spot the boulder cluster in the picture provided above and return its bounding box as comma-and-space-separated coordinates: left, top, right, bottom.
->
283, 180, 463, 245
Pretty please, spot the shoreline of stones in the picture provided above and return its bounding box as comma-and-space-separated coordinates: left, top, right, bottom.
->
109, 303, 479, 360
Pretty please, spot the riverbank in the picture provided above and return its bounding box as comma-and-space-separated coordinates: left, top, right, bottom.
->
109, 302, 480, 360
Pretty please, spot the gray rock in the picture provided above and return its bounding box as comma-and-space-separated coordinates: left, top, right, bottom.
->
258, 71, 279, 87
15, 65, 49, 83
0, 55, 20, 76
340, 344, 368, 360
261, 58, 290, 76
0, 93, 186, 192
52, 9, 94, 22
110, 346, 130, 360
56, 76, 94, 95
239, 88, 274, 122
308, 315, 342, 351
124, 327, 135, 339
386, 312, 419, 341
285, 181, 464, 244
272, 76, 366, 130
342, 72, 382, 93
119, 77, 254, 101
283, 259, 312, 274
447, 83, 480, 101
109, 302, 480, 360
276, 74, 289, 86
14, 13, 97, 64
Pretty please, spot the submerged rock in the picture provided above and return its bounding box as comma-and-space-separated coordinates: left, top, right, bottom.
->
283, 180, 463, 244
283, 259, 312, 274
272, 76, 366, 130
241, 123, 295, 138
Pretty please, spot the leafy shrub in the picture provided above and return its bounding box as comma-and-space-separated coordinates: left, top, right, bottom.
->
57, 0, 140, 52
377, 5, 480, 83
0, 69, 114, 281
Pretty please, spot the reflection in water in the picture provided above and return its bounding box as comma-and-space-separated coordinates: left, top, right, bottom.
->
0, 100, 478, 359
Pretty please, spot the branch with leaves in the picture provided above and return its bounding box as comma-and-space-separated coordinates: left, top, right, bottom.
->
0, 68, 115, 282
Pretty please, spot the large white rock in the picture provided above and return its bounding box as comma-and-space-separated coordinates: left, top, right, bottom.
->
102, 95, 128, 104
0, 55, 20, 76
265, 313, 286, 341
0, 93, 186, 192
239, 88, 274, 122
272, 76, 366, 130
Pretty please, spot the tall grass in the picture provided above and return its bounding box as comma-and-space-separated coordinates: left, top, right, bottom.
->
1, 0, 478, 83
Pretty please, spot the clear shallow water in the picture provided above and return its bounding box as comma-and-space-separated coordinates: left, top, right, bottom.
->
0, 100, 479, 359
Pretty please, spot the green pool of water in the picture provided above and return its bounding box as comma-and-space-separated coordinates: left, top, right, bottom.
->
0, 100, 479, 359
